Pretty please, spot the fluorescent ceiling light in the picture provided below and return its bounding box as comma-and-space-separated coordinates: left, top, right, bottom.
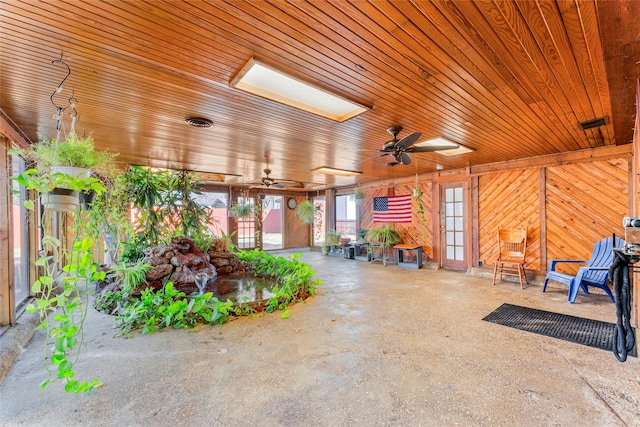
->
414, 137, 474, 157
230, 58, 370, 122
311, 166, 362, 177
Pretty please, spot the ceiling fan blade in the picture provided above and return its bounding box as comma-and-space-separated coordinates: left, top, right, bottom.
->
355, 154, 384, 165
386, 161, 400, 166
396, 132, 422, 149
409, 145, 457, 153
400, 152, 412, 165
272, 183, 286, 188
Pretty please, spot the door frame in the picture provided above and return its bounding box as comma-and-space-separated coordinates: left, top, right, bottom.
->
437, 180, 469, 270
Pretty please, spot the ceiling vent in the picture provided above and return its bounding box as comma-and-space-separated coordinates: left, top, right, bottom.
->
185, 117, 213, 128
578, 116, 607, 130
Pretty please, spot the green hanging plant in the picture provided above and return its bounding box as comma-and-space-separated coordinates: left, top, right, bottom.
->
229, 202, 255, 220
295, 200, 316, 224
9, 133, 118, 176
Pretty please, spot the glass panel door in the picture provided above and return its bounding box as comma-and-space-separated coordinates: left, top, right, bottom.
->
236, 196, 256, 249
261, 195, 283, 250
11, 156, 30, 309
440, 183, 467, 270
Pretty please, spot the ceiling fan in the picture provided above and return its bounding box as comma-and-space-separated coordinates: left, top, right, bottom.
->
379, 126, 455, 166
249, 168, 303, 189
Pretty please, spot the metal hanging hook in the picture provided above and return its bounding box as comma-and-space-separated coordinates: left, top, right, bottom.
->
67, 91, 78, 117
50, 54, 71, 111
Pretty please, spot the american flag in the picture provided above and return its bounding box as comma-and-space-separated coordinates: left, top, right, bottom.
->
373, 194, 412, 223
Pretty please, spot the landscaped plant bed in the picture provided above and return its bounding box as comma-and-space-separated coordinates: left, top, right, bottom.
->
95, 248, 321, 335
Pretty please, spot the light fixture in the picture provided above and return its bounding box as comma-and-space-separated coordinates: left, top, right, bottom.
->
230, 58, 370, 122
414, 137, 474, 157
311, 166, 362, 177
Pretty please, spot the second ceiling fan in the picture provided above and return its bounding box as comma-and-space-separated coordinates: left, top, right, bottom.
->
250, 168, 303, 189
379, 126, 454, 166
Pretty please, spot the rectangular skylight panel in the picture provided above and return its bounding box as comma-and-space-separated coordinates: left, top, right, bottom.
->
414, 137, 474, 157
231, 59, 369, 122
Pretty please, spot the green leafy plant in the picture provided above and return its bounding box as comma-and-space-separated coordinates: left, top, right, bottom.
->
114, 283, 235, 335
366, 224, 400, 250
11, 134, 121, 393
166, 170, 212, 239
121, 166, 215, 261
295, 199, 316, 225
111, 250, 321, 334
88, 172, 132, 262
9, 133, 118, 176
237, 250, 320, 313
324, 229, 343, 246
205, 231, 237, 253
354, 186, 365, 199
94, 261, 151, 315
26, 235, 104, 393
412, 185, 430, 242
229, 202, 255, 220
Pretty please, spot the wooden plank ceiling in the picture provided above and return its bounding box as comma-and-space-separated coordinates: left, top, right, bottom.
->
1, 0, 638, 191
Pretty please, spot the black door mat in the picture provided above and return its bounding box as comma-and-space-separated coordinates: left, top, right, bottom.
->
483, 303, 637, 357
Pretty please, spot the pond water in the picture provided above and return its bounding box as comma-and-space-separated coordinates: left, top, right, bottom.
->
199, 273, 277, 303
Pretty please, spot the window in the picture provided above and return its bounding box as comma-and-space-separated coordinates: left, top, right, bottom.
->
335, 194, 356, 241
194, 191, 229, 236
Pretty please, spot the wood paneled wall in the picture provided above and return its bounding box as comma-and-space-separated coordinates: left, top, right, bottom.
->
478, 168, 541, 271
285, 195, 311, 248
477, 159, 628, 276
545, 160, 627, 264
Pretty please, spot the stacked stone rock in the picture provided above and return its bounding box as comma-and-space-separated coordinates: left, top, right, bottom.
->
142, 237, 241, 293
96, 237, 243, 298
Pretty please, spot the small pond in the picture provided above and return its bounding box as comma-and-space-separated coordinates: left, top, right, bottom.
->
188, 273, 277, 303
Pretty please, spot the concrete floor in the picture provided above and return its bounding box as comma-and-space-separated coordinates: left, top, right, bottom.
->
1, 250, 639, 426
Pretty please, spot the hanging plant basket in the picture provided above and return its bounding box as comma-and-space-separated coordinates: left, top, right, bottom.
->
295, 200, 316, 225
40, 188, 79, 212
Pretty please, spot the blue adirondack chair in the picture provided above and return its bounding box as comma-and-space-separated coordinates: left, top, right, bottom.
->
542, 236, 624, 303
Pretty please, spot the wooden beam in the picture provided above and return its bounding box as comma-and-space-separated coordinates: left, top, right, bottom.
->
469, 144, 632, 176
470, 175, 479, 267
538, 168, 547, 272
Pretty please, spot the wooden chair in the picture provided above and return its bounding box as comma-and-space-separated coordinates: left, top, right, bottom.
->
493, 228, 529, 289
543, 236, 623, 303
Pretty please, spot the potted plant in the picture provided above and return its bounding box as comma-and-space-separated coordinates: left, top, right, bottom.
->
366, 224, 401, 262
295, 199, 316, 225
366, 224, 400, 247
322, 229, 343, 254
